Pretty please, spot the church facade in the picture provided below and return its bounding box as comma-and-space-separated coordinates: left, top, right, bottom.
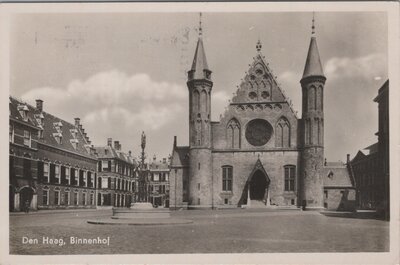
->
170, 20, 355, 211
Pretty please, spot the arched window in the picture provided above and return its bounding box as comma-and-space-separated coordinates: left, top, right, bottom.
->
193, 90, 200, 113
227, 118, 241, 148
320, 86, 323, 110
276, 117, 290, 147
313, 86, 317, 110
284, 165, 296, 191
200, 90, 207, 113
308, 86, 315, 110
222, 166, 233, 191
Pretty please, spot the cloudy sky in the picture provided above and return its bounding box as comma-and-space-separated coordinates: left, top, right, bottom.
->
10, 11, 387, 162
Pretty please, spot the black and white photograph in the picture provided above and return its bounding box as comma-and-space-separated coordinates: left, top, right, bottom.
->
2, 2, 399, 264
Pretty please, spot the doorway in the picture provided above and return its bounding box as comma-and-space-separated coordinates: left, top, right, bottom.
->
19, 187, 34, 211
249, 170, 269, 200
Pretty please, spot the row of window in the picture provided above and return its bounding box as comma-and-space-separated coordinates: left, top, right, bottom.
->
220, 165, 296, 192
9, 125, 32, 148
42, 190, 95, 206
98, 176, 135, 192
225, 117, 291, 149
304, 118, 323, 145
149, 184, 169, 194
149, 172, 169, 182
40, 162, 95, 188
99, 160, 135, 177
304, 85, 323, 111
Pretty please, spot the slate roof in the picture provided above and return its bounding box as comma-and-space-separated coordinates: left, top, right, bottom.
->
9, 97, 39, 129
351, 142, 378, 164
148, 160, 169, 171
190, 37, 210, 80
170, 146, 189, 167
322, 165, 354, 188
94, 145, 137, 166
10, 96, 96, 159
302, 36, 325, 79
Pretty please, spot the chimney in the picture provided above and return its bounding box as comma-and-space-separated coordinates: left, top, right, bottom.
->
347, 154, 350, 164
173, 136, 177, 147
153, 154, 156, 161
74, 118, 80, 127
114, 141, 120, 151
36, 99, 43, 112
107, 138, 112, 147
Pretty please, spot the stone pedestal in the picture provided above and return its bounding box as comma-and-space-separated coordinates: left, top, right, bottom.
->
112, 202, 171, 219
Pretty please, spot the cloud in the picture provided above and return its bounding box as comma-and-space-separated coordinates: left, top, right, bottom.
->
21, 70, 187, 147
278, 53, 387, 162
324, 53, 387, 81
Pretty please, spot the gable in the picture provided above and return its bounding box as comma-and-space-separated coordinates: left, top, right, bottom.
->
230, 53, 297, 115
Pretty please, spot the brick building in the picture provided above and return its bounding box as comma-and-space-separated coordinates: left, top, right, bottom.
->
9, 97, 40, 211
350, 80, 389, 218
10, 97, 98, 211
170, 19, 355, 210
94, 139, 138, 208
147, 156, 170, 208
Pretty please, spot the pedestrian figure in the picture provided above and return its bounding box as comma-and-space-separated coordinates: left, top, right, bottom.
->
24, 200, 30, 213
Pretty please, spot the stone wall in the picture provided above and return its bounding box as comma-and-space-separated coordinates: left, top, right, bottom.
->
211, 150, 300, 207
324, 188, 356, 211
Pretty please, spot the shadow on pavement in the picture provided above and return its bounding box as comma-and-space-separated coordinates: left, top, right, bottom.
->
320, 211, 388, 221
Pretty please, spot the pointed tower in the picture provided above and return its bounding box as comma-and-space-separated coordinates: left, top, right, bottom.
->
187, 14, 213, 207
300, 14, 326, 210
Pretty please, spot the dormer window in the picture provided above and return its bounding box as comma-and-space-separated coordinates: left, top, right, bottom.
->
70, 128, 78, 139
17, 104, 29, 121
84, 144, 92, 154
70, 138, 78, 149
53, 132, 62, 144
34, 113, 44, 127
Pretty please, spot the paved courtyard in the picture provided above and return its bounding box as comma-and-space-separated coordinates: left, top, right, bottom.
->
9, 209, 389, 255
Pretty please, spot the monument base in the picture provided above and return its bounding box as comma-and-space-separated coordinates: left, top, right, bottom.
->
88, 202, 192, 225
112, 203, 171, 219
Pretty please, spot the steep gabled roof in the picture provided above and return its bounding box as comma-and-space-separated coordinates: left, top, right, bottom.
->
302, 36, 325, 80
94, 145, 137, 166
170, 146, 189, 167
323, 166, 353, 188
9, 97, 39, 129
10, 96, 96, 159
190, 37, 210, 80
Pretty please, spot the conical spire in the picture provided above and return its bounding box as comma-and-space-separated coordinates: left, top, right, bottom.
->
302, 14, 325, 80
188, 13, 211, 81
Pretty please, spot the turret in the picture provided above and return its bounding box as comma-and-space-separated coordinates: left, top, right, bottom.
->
187, 13, 213, 207
300, 14, 326, 210
187, 14, 213, 148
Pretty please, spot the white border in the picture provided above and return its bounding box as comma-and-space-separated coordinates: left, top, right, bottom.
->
0, 2, 398, 264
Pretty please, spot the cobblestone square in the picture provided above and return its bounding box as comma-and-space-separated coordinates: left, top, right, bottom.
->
9, 209, 389, 255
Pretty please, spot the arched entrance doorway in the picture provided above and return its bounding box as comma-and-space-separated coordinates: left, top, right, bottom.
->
19, 187, 34, 212
250, 170, 269, 200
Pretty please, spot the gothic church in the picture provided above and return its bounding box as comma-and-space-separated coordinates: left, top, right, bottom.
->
170, 18, 356, 211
